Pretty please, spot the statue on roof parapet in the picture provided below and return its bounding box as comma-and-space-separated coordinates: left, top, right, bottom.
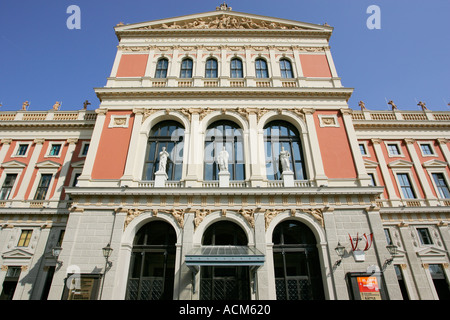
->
388, 100, 398, 111
417, 101, 429, 111
217, 2, 232, 11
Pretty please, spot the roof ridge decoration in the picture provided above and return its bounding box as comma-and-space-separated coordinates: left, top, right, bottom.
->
136, 13, 309, 31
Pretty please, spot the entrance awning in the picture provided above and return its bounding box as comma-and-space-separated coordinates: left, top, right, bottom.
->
185, 245, 265, 273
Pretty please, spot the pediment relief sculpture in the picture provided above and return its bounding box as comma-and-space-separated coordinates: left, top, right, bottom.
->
137, 15, 309, 31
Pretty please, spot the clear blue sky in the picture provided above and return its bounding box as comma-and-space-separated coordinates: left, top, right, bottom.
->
0, 0, 449, 111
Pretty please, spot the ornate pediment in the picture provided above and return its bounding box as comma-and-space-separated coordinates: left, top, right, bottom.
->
388, 159, 413, 168
416, 246, 447, 258
1, 160, 27, 168
36, 160, 61, 168
422, 159, 448, 168
116, 11, 331, 32
2, 248, 33, 260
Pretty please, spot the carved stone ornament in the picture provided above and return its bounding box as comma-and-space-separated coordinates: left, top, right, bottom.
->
124, 208, 142, 230
264, 209, 281, 231
238, 209, 255, 228
162, 209, 185, 228
138, 14, 308, 31
194, 209, 211, 230
302, 208, 324, 228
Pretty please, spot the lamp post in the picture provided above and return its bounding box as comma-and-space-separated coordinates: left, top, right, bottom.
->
99, 243, 113, 300
52, 246, 63, 269
382, 244, 398, 271
334, 242, 346, 268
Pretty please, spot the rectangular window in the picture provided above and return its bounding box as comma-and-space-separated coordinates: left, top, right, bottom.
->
397, 173, 416, 199
384, 228, 392, 245
420, 143, 434, 155
49, 144, 62, 156
387, 144, 401, 156
16, 144, 28, 156
359, 144, 367, 155
81, 143, 89, 156
0, 266, 21, 300
368, 173, 376, 186
0, 174, 18, 200
17, 230, 33, 247
432, 173, 450, 199
417, 228, 433, 245
34, 174, 52, 200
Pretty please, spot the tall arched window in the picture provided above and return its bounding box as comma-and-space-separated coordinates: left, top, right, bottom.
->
264, 120, 306, 180
155, 58, 168, 78
126, 221, 177, 300
272, 220, 324, 300
280, 58, 293, 78
230, 58, 243, 78
201, 221, 250, 300
143, 121, 184, 181
255, 58, 269, 78
204, 120, 245, 181
180, 58, 193, 78
205, 58, 218, 78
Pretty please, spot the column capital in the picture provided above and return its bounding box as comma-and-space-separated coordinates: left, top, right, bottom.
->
371, 138, 383, 145
437, 138, 448, 145
302, 107, 316, 115
340, 108, 353, 116
66, 138, 78, 145
404, 138, 415, 145
95, 108, 108, 115
33, 138, 45, 144
1, 138, 12, 145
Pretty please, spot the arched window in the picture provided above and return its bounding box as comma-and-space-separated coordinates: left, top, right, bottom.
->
280, 58, 293, 78
143, 121, 184, 181
202, 221, 247, 246
155, 58, 168, 78
201, 221, 250, 300
204, 120, 245, 181
264, 120, 306, 180
272, 220, 324, 300
126, 221, 177, 300
230, 58, 243, 78
205, 58, 218, 78
180, 58, 193, 78
255, 58, 269, 78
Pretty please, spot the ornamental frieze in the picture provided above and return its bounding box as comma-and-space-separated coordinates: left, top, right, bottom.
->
137, 15, 308, 31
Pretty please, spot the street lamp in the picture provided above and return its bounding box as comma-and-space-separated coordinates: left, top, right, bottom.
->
382, 244, 398, 271
99, 243, 113, 300
334, 242, 346, 267
52, 246, 63, 268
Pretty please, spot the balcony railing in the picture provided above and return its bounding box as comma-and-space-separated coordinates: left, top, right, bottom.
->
0, 110, 97, 122
352, 110, 450, 122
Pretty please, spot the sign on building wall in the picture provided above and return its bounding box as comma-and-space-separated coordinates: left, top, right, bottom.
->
346, 273, 387, 300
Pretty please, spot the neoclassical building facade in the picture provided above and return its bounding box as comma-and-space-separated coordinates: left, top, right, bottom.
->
0, 7, 449, 300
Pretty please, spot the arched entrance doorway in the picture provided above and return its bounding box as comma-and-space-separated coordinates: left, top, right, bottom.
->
125, 221, 176, 300
272, 220, 324, 300
200, 221, 250, 300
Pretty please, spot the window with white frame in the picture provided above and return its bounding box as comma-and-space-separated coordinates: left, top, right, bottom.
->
417, 227, 433, 245
396, 173, 416, 199
79, 142, 89, 157
13, 142, 31, 157
49, 144, 62, 156
431, 172, 450, 199
34, 174, 53, 200
0, 174, 17, 200
418, 142, 437, 157
387, 143, 402, 156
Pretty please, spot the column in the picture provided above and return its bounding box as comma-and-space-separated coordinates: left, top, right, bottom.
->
437, 138, 450, 164
244, 46, 255, 87
404, 138, 437, 205
371, 138, 400, 205
366, 207, 403, 299
247, 111, 264, 186
340, 108, 371, 186
121, 109, 144, 186
0, 139, 12, 164
184, 110, 202, 187
397, 223, 435, 299
78, 108, 107, 186
167, 46, 179, 87
303, 108, 328, 186
51, 138, 78, 201
15, 138, 45, 201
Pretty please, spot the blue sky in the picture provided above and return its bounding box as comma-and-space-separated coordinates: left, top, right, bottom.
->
0, 0, 449, 112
